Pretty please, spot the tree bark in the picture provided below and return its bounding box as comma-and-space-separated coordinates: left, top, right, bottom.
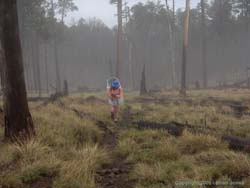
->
140, 64, 147, 96
172, 0, 176, 89
116, 0, 123, 81
31, 38, 38, 93
34, 32, 41, 97
44, 44, 49, 94
54, 38, 61, 93
180, 0, 190, 96
51, 0, 61, 93
0, 0, 35, 140
201, 0, 207, 88
165, 0, 176, 89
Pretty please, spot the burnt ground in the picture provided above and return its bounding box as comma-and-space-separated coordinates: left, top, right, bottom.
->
95, 108, 135, 188
0, 100, 135, 188
70, 102, 136, 188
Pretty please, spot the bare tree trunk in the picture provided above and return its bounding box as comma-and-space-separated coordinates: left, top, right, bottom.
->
44, 44, 49, 94
34, 33, 41, 97
180, 0, 190, 96
131, 42, 136, 89
23, 41, 32, 92
63, 80, 68, 96
140, 64, 147, 96
31, 38, 38, 93
0, 0, 35, 140
54, 39, 61, 92
51, 0, 61, 93
201, 0, 207, 88
172, 0, 176, 88
165, 0, 176, 89
116, 0, 123, 81
128, 41, 133, 90
27, 40, 35, 92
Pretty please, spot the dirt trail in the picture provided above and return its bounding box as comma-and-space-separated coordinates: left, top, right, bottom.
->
66, 101, 134, 188
95, 107, 135, 188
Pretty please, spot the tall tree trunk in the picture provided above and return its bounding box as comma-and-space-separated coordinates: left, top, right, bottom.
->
116, 0, 123, 81
172, 0, 176, 88
131, 42, 136, 89
44, 44, 49, 94
128, 42, 133, 90
165, 0, 176, 89
27, 41, 35, 92
180, 0, 190, 96
31, 38, 38, 93
54, 39, 61, 92
140, 64, 147, 96
0, 0, 35, 140
51, 0, 61, 93
34, 33, 41, 97
201, 0, 207, 88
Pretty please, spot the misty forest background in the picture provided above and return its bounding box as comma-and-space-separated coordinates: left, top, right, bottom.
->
17, 0, 250, 93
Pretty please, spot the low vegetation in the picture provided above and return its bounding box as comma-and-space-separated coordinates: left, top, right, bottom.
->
0, 90, 250, 188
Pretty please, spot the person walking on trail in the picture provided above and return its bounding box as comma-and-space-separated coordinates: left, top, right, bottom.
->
107, 79, 124, 122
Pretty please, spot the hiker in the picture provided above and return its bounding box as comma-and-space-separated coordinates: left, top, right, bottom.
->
107, 79, 123, 122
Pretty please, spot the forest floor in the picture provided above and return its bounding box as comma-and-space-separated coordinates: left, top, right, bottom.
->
0, 89, 250, 188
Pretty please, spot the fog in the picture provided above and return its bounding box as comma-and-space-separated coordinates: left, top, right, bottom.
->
16, 0, 250, 92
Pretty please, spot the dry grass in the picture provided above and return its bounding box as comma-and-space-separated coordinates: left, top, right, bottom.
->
0, 96, 109, 188
178, 131, 228, 155
0, 90, 250, 188
53, 145, 108, 188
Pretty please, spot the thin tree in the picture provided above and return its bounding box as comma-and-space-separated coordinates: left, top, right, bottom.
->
0, 0, 35, 140
201, 0, 207, 88
140, 64, 147, 96
50, 0, 61, 92
58, 0, 78, 23
172, 0, 176, 88
180, 0, 190, 96
165, 0, 176, 89
44, 43, 49, 94
111, 0, 123, 80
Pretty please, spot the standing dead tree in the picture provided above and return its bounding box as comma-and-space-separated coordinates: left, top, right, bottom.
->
51, 0, 61, 93
140, 64, 147, 96
201, 0, 208, 88
165, 0, 176, 89
117, 0, 123, 81
0, 0, 35, 140
180, 0, 190, 96
111, 0, 123, 81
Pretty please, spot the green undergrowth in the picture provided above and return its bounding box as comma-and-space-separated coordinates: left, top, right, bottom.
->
116, 129, 250, 188
0, 95, 110, 188
128, 94, 250, 138
0, 90, 250, 188
115, 89, 250, 187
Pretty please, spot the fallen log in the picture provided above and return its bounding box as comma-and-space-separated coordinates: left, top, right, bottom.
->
211, 80, 248, 89
28, 97, 49, 102
136, 121, 250, 152
136, 121, 185, 136
229, 104, 249, 118
136, 121, 218, 136
222, 135, 250, 152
